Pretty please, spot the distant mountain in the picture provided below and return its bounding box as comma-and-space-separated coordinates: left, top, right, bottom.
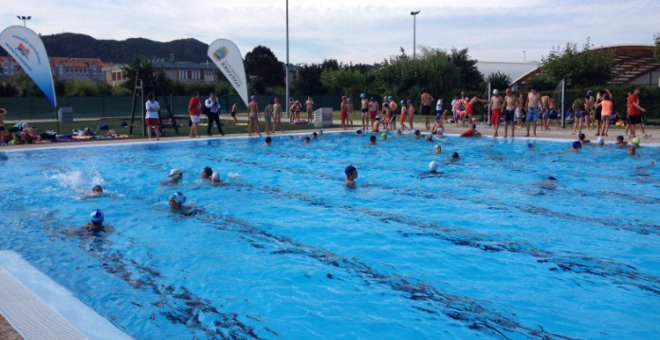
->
1, 33, 209, 63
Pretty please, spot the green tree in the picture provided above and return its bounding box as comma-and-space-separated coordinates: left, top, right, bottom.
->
449, 48, 483, 90
244, 45, 284, 90
655, 33, 660, 61
539, 42, 614, 87
320, 68, 366, 96
293, 63, 324, 95
121, 58, 154, 92
486, 72, 512, 92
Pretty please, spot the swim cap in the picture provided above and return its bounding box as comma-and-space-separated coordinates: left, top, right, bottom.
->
342, 96, 347, 100
597, 137, 605, 145
528, 143, 535, 149
169, 169, 183, 178
631, 137, 640, 147
90, 209, 104, 225
429, 161, 438, 172
170, 191, 186, 204
345, 165, 357, 176
548, 176, 557, 181
388, 95, 393, 101
375, 115, 380, 120
400, 100, 404, 105
438, 127, 445, 134
265, 136, 272, 143
250, 95, 256, 101
211, 172, 221, 182
586, 91, 593, 97
356, 129, 363, 134
360, 93, 365, 98
380, 132, 387, 138
92, 185, 103, 193
203, 167, 212, 177
492, 89, 498, 95
572, 141, 582, 149
414, 130, 421, 135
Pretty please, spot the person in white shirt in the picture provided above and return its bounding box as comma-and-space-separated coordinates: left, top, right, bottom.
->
204, 92, 224, 136
145, 93, 161, 141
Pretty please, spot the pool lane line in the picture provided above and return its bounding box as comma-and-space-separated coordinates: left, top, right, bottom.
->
190, 209, 575, 340
218, 150, 659, 237
199, 161, 660, 298
36, 216, 266, 339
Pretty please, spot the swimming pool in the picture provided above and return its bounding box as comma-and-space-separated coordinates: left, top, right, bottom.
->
0, 132, 658, 339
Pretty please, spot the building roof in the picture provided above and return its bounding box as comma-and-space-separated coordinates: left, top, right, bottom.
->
151, 60, 214, 70
513, 45, 660, 85
476, 61, 539, 83
590, 45, 660, 84
50, 57, 104, 68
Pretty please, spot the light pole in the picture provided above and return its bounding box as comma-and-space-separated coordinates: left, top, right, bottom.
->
410, 10, 420, 59
17, 15, 31, 27
523, 50, 527, 62
285, 0, 290, 118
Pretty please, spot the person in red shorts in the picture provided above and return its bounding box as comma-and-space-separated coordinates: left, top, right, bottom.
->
340, 96, 348, 130
626, 86, 649, 139
490, 89, 503, 137
144, 93, 161, 141
188, 91, 201, 138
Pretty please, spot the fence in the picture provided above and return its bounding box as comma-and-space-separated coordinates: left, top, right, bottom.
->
0, 95, 349, 120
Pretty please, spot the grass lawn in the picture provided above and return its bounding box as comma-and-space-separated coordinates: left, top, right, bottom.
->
14, 115, 338, 139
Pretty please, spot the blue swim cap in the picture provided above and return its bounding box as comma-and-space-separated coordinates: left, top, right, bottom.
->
170, 191, 186, 204
572, 141, 582, 149
387, 95, 393, 101
360, 93, 365, 98
90, 209, 104, 225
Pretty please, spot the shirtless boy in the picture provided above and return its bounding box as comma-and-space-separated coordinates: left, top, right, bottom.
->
503, 88, 517, 138
526, 88, 541, 137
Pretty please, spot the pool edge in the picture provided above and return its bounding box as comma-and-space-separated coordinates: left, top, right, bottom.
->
0, 250, 132, 340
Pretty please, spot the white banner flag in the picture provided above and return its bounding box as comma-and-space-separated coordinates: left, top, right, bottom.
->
207, 39, 248, 107
0, 25, 57, 108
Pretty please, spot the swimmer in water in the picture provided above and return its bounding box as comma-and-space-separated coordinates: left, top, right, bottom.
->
434, 144, 442, 154
419, 161, 444, 178
369, 135, 377, 145
380, 132, 387, 141
578, 133, 590, 145
162, 169, 183, 185
414, 130, 422, 139
168, 191, 202, 216
345, 165, 358, 188
615, 135, 626, 147
565, 141, 582, 153
201, 167, 212, 180
304, 136, 311, 144
528, 143, 535, 150
90, 185, 104, 196
311, 132, 318, 140
83, 209, 113, 233
627, 144, 636, 156
264, 136, 272, 147
210, 172, 222, 185
448, 152, 460, 161
540, 176, 557, 191
424, 134, 434, 142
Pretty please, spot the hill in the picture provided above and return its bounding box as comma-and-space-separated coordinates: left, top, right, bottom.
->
1, 33, 209, 63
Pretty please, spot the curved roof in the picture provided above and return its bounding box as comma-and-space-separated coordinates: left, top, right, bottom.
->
514, 45, 659, 85
589, 45, 659, 84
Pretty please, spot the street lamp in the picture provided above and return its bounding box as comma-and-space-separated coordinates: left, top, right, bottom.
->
285, 0, 290, 118
17, 15, 31, 27
410, 11, 420, 59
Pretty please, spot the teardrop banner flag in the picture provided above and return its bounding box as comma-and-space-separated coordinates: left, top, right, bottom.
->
207, 39, 248, 107
0, 25, 57, 108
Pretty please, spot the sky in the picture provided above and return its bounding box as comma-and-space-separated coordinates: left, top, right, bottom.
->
3, 0, 659, 65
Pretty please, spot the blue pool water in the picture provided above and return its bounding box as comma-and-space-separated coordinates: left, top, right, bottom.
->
0, 132, 658, 339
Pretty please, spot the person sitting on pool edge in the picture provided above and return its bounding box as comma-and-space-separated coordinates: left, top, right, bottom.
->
345, 165, 358, 188
460, 124, 481, 138
162, 169, 183, 185
201, 167, 213, 180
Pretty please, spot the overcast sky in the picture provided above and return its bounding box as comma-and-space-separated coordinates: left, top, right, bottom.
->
3, 0, 658, 65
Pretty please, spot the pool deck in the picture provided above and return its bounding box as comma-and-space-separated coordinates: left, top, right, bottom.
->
0, 251, 131, 340
0, 122, 658, 150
